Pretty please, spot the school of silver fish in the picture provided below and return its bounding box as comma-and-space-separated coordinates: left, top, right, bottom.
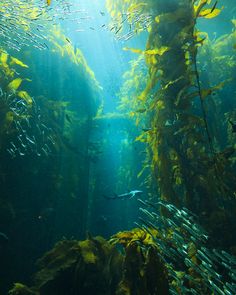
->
106, 10, 153, 41
0, 0, 91, 51
137, 198, 236, 295
0, 89, 55, 157
0, 0, 152, 52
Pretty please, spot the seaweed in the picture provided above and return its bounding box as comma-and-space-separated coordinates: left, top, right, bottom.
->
110, 0, 236, 237
111, 228, 169, 295
8, 236, 123, 295
8, 283, 38, 295
7, 231, 170, 295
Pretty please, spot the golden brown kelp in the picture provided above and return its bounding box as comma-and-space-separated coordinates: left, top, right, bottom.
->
110, 228, 169, 295
10, 231, 169, 295
8, 211, 236, 295
32, 236, 122, 295
8, 283, 38, 295
0, 51, 32, 149
0, 23, 103, 293
140, 0, 215, 208
109, 0, 236, 222
5, 24, 102, 234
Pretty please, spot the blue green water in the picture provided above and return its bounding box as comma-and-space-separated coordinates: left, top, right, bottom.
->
0, 0, 235, 294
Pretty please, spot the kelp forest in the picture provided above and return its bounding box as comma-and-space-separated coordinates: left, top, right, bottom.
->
0, 0, 235, 294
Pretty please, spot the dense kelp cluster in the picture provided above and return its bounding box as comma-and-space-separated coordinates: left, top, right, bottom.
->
111, 0, 236, 242
0, 24, 101, 155
7, 230, 170, 295
197, 20, 236, 149
0, 20, 102, 292
32, 236, 122, 295
6, 201, 236, 295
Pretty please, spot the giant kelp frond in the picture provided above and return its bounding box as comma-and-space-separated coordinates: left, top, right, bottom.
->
114, 0, 236, 216
8, 283, 37, 295
194, 0, 223, 19
110, 227, 158, 247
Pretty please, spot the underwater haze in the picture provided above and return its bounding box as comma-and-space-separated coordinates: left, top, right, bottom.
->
0, 0, 236, 294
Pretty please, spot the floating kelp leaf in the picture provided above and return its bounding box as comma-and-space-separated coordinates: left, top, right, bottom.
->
194, 0, 222, 19
194, 0, 218, 18
129, 111, 135, 117
135, 133, 147, 143
123, 47, 170, 56
194, 0, 211, 18
195, 36, 207, 46
129, 108, 146, 117
7, 77, 32, 92
137, 164, 149, 179
156, 100, 165, 110
138, 68, 161, 101
163, 77, 184, 91
146, 54, 158, 66
110, 228, 156, 247
155, 15, 160, 24
198, 7, 222, 19
123, 47, 143, 54
0, 52, 8, 66
175, 175, 182, 186
138, 86, 152, 101
7, 78, 22, 91
179, 79, 232, 102
185, 51, 192, 65
5, 111, 14, 124
10, 57, 28, 68
213, 79, 232, 90
201, 89, 212, 99
17, 91, 33, 105
8, 283, 35, 295
202, 79, 232, 99
145, 47, 170, 56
